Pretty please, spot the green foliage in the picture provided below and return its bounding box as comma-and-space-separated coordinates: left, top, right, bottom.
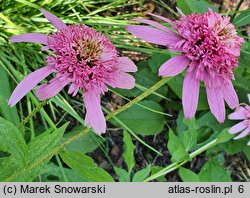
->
0, 120, 68, 181
123, 130, 135, 173
167, 129, 189, 162
60, 150, 114, 182
63, 126, 103, 154
179, 167, 200, 182
234, 8, 250, 27
176, 0, 218, 15
132, 166, 151, 182
111, 100, 165, 135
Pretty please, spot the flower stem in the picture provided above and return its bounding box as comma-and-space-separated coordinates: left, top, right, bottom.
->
17, 99, 49, 129
4, 77, 170, 181
144, 138, 218, 182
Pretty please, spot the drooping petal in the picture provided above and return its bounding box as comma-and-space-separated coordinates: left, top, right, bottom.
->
248, 94, 250, 103
182, 71, 200, 119
9, 33, 48, 45
229, 121, 247, 134
68, 83, 79, 97
176, 7, 185, 17
109, 72, 135, 89
222, 81, 239, 109
134, 18, 176, 34
228, 106, 247, 120
83, 91, 106, 134
234, 127, 250, 139
158, 54, 190, 77
126, 25, 181, 46
8, 66, 52, 107
117, 57, 137, 73
40, 8, 67, 30
206, 87, 225, 123
35, 77, 70, 100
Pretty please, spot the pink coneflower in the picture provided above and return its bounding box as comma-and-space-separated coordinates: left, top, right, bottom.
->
9, 9, 137, 133
228, 94, 250, 146
126, 8, 244, 123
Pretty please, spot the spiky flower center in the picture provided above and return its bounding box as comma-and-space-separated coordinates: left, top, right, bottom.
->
46, 24, 118, 92
173, 10, 243, 88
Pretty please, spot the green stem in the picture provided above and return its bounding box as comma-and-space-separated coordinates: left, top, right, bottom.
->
144, 138, 218, 182
4, 77, 170, 181
231, 0, 244, 22
17, 99, 49, 129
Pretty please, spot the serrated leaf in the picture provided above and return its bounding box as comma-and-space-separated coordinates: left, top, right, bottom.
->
60, 150, 114, 182
111, 100, 165, 135
123, 130, 135, 173
179, 167, 200, 182
3, 123, 68, 181
132, 166, 151, 182
0, 117, 27, 181
114, 167, 130, 182
167, 129, 189, 162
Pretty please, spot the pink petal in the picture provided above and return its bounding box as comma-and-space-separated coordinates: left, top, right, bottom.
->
68, 83, 78, 97
158, 54, 190, 77
117, 57, 137, 73
229, 121, 247, 134
134, 18, 176, 34
35, 77, 70, 100
109, 72, 135, 89
8, 66, 52, 107
206, 87, 225, 123
182, 71, 200, 119
126, 25, 181, 46
222, 81, 239, 109
248, 94, 250, 103
40, 8, 67, 30
176, 7, 185, 17
9, 33, 48, 44
84, 91, 106, 134
234, 127, 250, 139
147, 13, 173, 24
228, 106, 247, 120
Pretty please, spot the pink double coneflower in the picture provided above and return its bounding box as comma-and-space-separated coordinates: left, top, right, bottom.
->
228, 95, 250, 146
9, 9, 137, 134
126, 8, 244, 123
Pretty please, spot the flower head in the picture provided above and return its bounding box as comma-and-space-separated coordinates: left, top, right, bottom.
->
228, 95, 250, 146
126, 8, 243, 123
9, 9, 137, 133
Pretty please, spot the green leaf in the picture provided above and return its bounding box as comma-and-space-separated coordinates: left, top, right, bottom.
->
178, 115, 197, 151
114, 167, 130, 182
0, 66, 19, 125
60, 150, 114, 182
234, 8, 250, 27
0, 117, 27, 181
111, 100, 165, 135
217, 128, 234, 144
176, 0, 218, 15
132, 166, 151, 182
150, 166, 166, 182
179, 167, 200, 182
198, 158, 232, 182
39, 162, 87, 182
123, 130, 135, 173
3, 123, 68, 181
167, 129, 189, 162
63, 126, 103, 154
148, 52, 170, 74
167, 74, 209, 110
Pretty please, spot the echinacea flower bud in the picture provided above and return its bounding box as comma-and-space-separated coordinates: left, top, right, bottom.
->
9, 9, 137, 134
126, 8, 244, 123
